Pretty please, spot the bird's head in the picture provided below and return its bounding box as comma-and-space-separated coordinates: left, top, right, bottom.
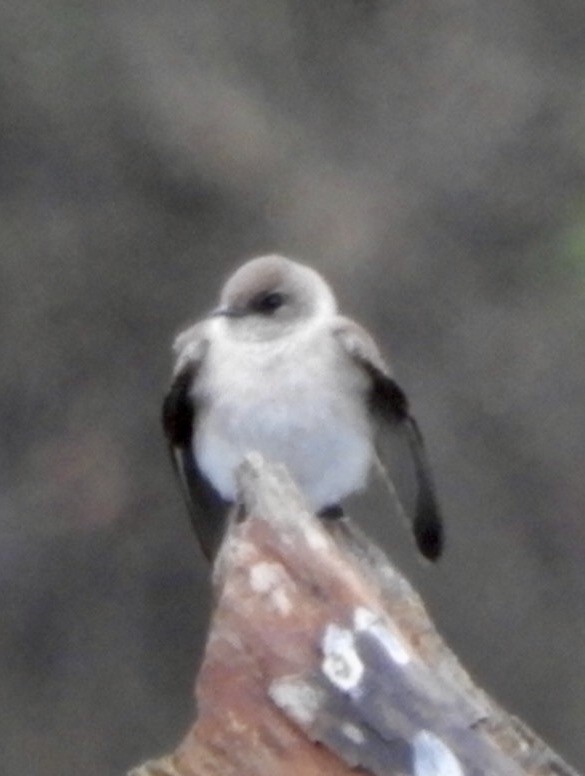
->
211, 254, 337, 341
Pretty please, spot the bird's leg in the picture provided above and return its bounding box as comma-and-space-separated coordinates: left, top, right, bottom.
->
317, 504, 344, 520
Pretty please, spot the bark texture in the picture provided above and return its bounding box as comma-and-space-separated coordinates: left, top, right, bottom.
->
130, 455, 582, 776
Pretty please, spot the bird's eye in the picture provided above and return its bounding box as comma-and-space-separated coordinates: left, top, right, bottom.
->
252, 291, 286, 315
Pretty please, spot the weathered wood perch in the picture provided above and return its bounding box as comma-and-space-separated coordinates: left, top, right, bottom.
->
130, 454, 581, 776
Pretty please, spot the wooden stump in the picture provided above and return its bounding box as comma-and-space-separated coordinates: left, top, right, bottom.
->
130, 454, 581, 776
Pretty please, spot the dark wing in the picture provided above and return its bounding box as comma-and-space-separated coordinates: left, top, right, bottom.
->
333, 318, 443, 561
162, 338, 228, 561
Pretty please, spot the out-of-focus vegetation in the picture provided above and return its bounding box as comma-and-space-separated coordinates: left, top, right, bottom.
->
563, 209, 585, 281
1, 2, 585, 775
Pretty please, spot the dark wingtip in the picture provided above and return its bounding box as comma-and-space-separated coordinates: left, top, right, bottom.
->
414, 507, 444, 561
403, 415, 444, 562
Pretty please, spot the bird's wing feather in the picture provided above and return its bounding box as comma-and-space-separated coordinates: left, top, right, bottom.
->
162, 328, 228, 560
332, 317, 443, 561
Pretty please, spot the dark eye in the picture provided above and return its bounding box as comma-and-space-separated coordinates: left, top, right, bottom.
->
251, 291, 286, 315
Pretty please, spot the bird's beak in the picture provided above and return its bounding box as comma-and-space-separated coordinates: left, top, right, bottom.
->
210, 305, 247, 319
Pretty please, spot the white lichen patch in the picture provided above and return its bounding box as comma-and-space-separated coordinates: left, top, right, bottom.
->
304, 523, 330, 552
341, 722, 366, 745
249, 561, 284, 593
321, 624, 364, 692
354, 607, 411, 666
249, 562, 293, 616
269, 678, 324, 726
413, 731, 464, 776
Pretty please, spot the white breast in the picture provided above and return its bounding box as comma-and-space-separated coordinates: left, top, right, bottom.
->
194, 322, 374, 509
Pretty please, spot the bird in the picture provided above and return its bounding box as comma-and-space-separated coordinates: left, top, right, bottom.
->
162, 254, 443, 562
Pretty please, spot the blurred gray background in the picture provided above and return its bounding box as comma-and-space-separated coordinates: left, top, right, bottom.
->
2, 2, 585, 774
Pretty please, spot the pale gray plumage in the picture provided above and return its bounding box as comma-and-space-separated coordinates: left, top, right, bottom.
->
163, 254, 443, 561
